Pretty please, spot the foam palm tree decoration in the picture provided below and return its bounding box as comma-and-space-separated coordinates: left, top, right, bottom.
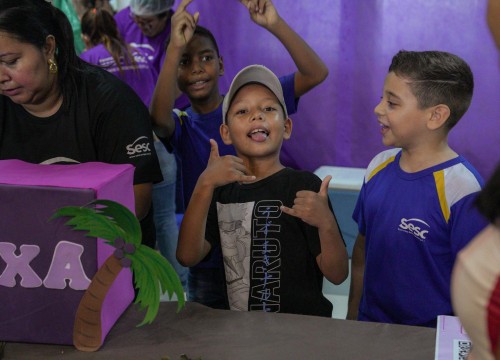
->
52, 199, 185, 352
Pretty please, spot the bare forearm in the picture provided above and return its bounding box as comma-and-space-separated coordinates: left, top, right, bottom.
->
347, 233, 365, 320
177, 180, 214, 267
317, 223, 348, 285
266, 17, 328, 96
150, 45, 181, 139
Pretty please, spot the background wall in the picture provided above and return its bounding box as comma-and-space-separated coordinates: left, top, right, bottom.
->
168, 0, 499, 179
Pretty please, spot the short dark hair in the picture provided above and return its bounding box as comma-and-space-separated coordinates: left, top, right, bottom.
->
194, 25, 220, 57
164, 25, 220, 56
476, 164, 500, 224
388, 50, 474, 130
0, 0, 85, 111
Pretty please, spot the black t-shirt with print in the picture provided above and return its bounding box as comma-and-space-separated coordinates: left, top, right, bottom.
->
206, 168, 344, 317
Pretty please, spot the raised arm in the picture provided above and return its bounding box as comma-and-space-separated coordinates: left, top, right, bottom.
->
150, 0, 199, 139
177, 140, 256, 266
176, 173, 213, 267
280, 176, 349, 285
347, 233, 366, 320
240, 0, 328, 97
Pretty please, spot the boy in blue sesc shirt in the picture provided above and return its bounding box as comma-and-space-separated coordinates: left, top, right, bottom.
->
347, 50, 488, 327
151, 0, 328, 309
177, 64, 348, 316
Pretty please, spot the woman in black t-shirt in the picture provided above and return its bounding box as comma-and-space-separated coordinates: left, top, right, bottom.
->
0, 0, 161, 246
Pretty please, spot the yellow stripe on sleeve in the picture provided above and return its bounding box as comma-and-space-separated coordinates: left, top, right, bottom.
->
433, 170, 450, 223
173, 110, 188, 126
367, 156, 396, 182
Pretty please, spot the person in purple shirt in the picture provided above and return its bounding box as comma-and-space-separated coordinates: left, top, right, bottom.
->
114, 0, 174, 75
80, 8, 158, 106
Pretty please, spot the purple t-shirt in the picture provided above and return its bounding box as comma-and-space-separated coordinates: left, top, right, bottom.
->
114, 7, 172, 75
80, 44, 158, 106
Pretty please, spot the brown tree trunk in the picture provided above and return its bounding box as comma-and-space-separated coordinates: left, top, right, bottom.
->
73, 255, 123, 352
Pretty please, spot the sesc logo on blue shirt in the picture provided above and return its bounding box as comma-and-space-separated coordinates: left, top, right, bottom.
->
398, 218, 430, 241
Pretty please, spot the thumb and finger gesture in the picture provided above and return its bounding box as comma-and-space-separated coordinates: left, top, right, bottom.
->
204, 139, 255, 188
281, 175, 333, 228
171, 0, 199, 47
207, 138, 220, 164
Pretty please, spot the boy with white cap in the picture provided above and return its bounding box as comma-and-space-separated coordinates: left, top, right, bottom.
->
176, 65, 348, 316
152, 0, 328, 309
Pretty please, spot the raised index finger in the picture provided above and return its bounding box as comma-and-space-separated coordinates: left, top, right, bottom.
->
177, 0, 194, 13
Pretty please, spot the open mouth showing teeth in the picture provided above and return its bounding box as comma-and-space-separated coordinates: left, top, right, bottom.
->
248, 129, 269, 142
189, 80, 208, 89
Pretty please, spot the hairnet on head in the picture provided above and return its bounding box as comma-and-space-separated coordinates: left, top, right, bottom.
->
130, 0, 174, 16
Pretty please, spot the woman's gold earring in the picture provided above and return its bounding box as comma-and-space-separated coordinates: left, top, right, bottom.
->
48, 59, 58, 74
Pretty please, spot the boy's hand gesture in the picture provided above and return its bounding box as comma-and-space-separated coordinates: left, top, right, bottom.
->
171, 0, 199, 48
240, 0, 280, 29
281, 176, 334, 229
200, 139, 255, 189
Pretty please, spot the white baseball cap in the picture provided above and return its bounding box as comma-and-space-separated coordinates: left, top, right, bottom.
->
222, 64, 287, 124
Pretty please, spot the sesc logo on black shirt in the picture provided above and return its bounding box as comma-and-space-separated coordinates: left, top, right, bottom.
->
126, 136, 152, 158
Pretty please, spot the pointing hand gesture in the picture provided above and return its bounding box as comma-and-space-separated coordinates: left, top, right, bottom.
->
281, 175, 334, 229
171, 0, 200, 48
200, 139, 256, 189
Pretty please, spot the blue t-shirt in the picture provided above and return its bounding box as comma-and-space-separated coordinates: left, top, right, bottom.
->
353, 148, 488, 327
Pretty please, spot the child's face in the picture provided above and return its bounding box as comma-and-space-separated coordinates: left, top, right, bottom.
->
221, 83, 292, 160
374, 72, 432, 149
177, 35, 224, 104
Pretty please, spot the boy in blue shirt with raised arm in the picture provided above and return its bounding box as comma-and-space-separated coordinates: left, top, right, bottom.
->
347, 50, 488, 327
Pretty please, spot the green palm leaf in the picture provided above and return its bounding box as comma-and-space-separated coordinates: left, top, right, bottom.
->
91, 200, 141, 246
51, 206, 124, 244
131, 246, 185, 326
52, 199, 185, 326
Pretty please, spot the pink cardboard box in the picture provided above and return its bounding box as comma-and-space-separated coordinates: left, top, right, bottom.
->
0, 160, 135, 345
